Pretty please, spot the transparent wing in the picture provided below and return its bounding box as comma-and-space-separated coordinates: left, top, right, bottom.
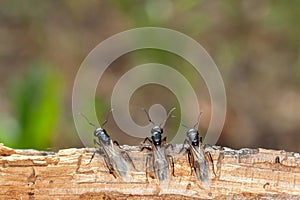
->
191, 145, 211, 188
153, 146, 171, 186
102, 143, 131, 182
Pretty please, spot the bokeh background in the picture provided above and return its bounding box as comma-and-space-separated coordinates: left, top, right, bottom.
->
0, 1, 300, 152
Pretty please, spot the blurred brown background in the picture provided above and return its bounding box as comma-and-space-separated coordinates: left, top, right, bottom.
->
0, 1, 299, 152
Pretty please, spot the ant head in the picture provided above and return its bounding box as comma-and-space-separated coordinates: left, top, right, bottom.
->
187, 128, 199, 139
182, 113, 202, 147
94, 127, 106, 137
151, 125, 163, 136
142, 107, 175, 146
187, 128, 200, 146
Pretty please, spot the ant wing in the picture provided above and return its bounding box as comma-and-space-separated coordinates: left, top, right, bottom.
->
190, 145, 211, 189
152, 146, 171, 185
102, 143, 132, 182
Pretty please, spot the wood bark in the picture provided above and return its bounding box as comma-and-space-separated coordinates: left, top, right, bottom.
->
0, 143, 299, 199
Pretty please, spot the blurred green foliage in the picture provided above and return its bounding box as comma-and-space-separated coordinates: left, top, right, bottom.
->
0, 63, 64, 149
0, 1, 300, 151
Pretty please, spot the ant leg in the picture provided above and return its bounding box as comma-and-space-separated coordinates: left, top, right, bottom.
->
113, 141, 120, 147
199, 136, 203, 143
140, 146, 152, 152
104, 157, 117, 178
113, 140, 126, 151
167, 154, 175, 176
215, 148, 224, 179
165, 143, 174, 151
93, 138, 102, 148
163, 137, 174, 153
142, 137, 152, 145
145, 154, 152, 183
88, 152, 96, 165
188, 151, 194, 176
179, 139, 189, 154
161, 137, 176, 177
140, 137, 152, 151
205, 151, 216, 177
87, 139, 102, 165
203, 143, 218, 150
162, 137, 167, 144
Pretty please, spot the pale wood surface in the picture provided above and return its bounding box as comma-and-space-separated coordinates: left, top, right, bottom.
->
0, 143, 300, 199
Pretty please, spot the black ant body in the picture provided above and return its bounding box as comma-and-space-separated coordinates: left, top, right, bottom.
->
80, 111, 135, 182
141, 107, 176, 188
180, 113, 213, 189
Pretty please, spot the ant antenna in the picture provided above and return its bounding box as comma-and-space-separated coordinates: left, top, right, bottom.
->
142, 108, 155, 125
160, 107, 176, 128
193, 111, 203, 129
181, 123, 189, 130
78, 109, 113, 128
78, 112, 97, 129
101, 109, 113, 127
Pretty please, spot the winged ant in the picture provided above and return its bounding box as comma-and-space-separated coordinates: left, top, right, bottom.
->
140, 107, 176, 188
180, 112, 214, 189
79, 110, 136, 182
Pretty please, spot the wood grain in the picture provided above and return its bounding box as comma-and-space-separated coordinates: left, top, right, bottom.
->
0, 143, 299, 199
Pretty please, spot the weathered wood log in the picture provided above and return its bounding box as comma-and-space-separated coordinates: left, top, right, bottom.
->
0, 143, 299, 199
